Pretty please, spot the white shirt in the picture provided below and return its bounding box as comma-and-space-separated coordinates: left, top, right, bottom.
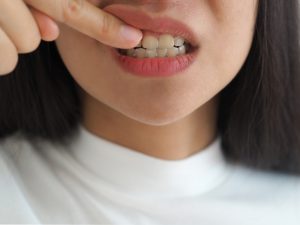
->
0, 124, 300, 224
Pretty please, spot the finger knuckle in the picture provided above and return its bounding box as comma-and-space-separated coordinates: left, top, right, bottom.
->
98, 13, 114, 36
62, 0, 84, 23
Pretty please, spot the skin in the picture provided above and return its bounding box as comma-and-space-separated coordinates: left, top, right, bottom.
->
55, 0, 259, 160
0, 0, 143, 75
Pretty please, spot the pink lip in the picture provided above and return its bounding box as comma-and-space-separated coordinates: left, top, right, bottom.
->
102, 4, 200, 78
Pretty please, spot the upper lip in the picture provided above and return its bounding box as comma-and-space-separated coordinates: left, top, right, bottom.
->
102, 4, 199, 48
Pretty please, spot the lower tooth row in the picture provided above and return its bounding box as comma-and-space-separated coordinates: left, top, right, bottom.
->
124, 45, 187, 58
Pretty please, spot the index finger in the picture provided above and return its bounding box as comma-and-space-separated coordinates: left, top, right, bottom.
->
24, 0, 142, 48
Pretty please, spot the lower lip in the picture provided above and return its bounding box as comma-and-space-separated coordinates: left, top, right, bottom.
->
108, 47, 199, 78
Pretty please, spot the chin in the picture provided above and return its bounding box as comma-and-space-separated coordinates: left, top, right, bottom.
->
117, 102, 197, 126
125, 113, 188, 126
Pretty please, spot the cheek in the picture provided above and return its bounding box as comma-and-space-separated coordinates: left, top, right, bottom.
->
202, 0, 258, 86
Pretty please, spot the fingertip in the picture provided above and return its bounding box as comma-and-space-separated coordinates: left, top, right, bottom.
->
119, 25, 143, 48
42, 20, 60, 42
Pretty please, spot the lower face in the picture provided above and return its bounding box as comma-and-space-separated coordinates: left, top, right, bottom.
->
54, 0, 259, 126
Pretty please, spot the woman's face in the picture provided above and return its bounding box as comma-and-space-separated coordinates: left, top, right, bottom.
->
55, 0, 258, 126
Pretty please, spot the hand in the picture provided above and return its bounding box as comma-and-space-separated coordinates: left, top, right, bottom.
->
0, 0, 143, 75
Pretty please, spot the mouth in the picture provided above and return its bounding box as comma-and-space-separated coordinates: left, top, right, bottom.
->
108, 34, 199, 78
103, 4, 200, 77
116, 32, 197, 58
103, 4, 200, 59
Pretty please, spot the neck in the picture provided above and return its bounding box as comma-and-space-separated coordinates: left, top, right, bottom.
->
81, 93, 219, 160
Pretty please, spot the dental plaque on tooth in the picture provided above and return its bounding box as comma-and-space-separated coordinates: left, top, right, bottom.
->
118, 34, 192, 58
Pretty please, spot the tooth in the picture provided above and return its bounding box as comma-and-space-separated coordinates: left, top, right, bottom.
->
124, 33, 189, 58
145, 49, 157, 58
157, 49, 168, 57
142, 36, 159, 49
135, 48, 146, 58
178, 45, 186, 55
167, 47, 179, 57
127, 49, 136, 56
158, 34, 175, 49
174, 37, 184, 46
136, 40, 142, 47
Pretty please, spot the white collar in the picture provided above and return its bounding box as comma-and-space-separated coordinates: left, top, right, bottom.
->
68, 124, 233, 199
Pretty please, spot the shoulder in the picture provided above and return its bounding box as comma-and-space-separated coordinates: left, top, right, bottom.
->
0, 134, 40, 223
230, 162, 300, 186
225, 162, 300, 205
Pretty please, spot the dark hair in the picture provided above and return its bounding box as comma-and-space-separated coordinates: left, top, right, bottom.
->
0, 0, 300, 174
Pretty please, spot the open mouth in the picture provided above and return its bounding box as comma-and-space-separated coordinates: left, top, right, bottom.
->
109, 33, 200, 77
116, 33, 197, 58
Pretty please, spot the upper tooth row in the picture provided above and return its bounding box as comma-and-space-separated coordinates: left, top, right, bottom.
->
136, 34, 185, 49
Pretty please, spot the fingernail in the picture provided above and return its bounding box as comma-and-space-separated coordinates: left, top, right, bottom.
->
119, 25, 142, 43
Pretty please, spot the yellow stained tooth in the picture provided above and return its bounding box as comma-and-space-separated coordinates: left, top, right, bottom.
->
174, 37, 185, 46
135, 48, 146, 58
136, 40, 142, 47
167, 47, 179, 57
158, 34, 175, 49
127, 49, 136, 56
145, 49, 157, 58
125, 36, 187, 58
142, 36, 159, 49
157, 49, 168, 57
